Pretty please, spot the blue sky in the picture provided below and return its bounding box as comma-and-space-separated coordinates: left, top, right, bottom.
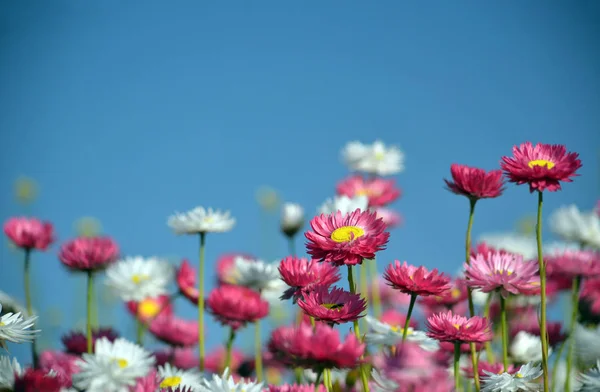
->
1, 1, 599, 365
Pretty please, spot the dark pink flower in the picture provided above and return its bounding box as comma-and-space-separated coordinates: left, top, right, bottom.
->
581, 278, 600, 314
13, 368, 66, 392
62, 327, 119, 355
501, 142, 582, 192
58, 236, 119, 271
39, 351, 79, 387
426, 310, 493, 343
126, 295, 173, 324
305, 210, 389, 266
152, 349, 171, 367
176, 259, 199, 304
510, 318, 566, 346
148, 314, 198, 347
130, 370, 159, 392
278, 257, 340, 302
297, 286, 366, 324
546, 250, 600, 279
444, 164, 504, 200
418, 280, 469, 311
373, 208, 403, 229
337, 175, 401, 207
383, 261, 451, 297
4, 217, 54, 250
207, 285, 269, 330
380, 309, 418, 329
470, 242, 511, 259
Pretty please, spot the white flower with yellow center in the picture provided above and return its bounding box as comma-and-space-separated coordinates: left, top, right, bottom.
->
478, 232, 538, 260
510, 331, 551, 363
549, 205, 600, 249
157, 363, 202, 391
72, 337, 155, 392
281, 202, 304, 237
0, 356, 22, 388
574, 323, 600, 367
364, 316, 439, 351
342, 140, 405, 176
319, 195, 369, 215
105, 257, 174, 302
0, 304, 40, 347
579, 360, 600, 392
231, 257, 281, 292
168, 207, 235, 234
197, 367, 263, 392
481, 362, 543, 392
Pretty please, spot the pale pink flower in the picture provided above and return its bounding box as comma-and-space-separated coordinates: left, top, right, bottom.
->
373, 207, 403, 229
148, 314, 199, 347
172, 348, 199, 370
462, 360, 516, 379
130, 370, 159, 392
546, 250, 600, 279
216, 252, 256, 284
176, 259, 198, 304
4, 217, 54, 250
266, 384, 326, 392
426, 310, 493, 343
337, 175, 401, 207
205, 346, 245, 374
297, 286, 366, 324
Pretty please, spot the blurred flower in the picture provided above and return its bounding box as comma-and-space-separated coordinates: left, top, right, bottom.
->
549, 205, 600, 249
0, 356, 22, 389
281, 203, 304, 238
578, 360, 600, 392
105, 256, 174, 301
426, 310, 492, 343
477, 232, 537, 259
341, 140, 405, 176
266, 384, 325, 392
0, 304, 40, 346
207, 285, 269, 330
62, 328, 119, 355
168, 207, 235, 234
337, 175, 401, 207
157, 363, 202, 391
463, 360, 516, 380
480, 362, 543, 392
383, 261, 451, 297
13, 368, 66, 392
553, 359, 580, 392
148, 314, 198, 347
574, 323, 600, 367
510, 330, 549, 363
373, 207, 402, 229
380, 309, 418, 329
216, 253, 255, 285
444, 164, 505, 200
278, 257, 340, 302
4, 217, 54, 251
198, 367, 263, 391
546, 250, 600, 279
14, 176, 38, 205
256, 186, 281, 212
59, 236, 120, 272
231, 257, 280, 292
39, 350, 80, 387
298, 286, 366, 325
318, 195, 369, 216
205, 346, 245, 375
364, 316, 438, 351
126, 295, 172, 324
0, 290, 29, 317
74, 217, 102, 238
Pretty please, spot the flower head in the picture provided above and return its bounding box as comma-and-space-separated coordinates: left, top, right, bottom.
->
39, 350, 80, 387
62, 327, 119, 355
478, 233, 538, 259
444, 164, 504, 200
0, 304, 40, 345
278, 257, 340, 302
59, 236, 119, 272
373, 208, 403, 229
364, 316, 439, 351
4, 217, 54, 250
205, 346, 245, 375
298, 286, 366, 325
127, 295, 173, 324
426, 310, 493, 343
341, 140, 404, 176
481, 362, 543, 392
337, 175, 401, 207
149, 314, 198, 347
305, 210, 389, 266
510, 330, 551, 363
318, 195, 369, 216
549, 205, 600, 248
500, 142, 582, 192
197, 368, 263, 392
207, 285, 269, 330
266, 384, 326, 392
157, 363, 202, 391
168, 207, 235, 234
13, 368, 66, 392
230, 257, 281, 292
281, 203, 304, 237
462, 360, 516, 380
105, 256, 174, 301
383, 261, 451, 297
579, 360, 600, 392
546, 250, 600, 279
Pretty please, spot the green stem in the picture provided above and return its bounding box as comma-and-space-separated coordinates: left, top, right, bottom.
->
325, 369, 333, 391
369, 258, 382, 319
483, 293, 495, 364
315, 369, 324, 391
535, 191, 550, 392
499, 294, 509, 371
360, 262, 369, 331
465, 199, 481, 391
255, 319, 263, 382
198, 232, 206, 371
23, 248, 37, 368
402, 293, 417, 342
288, 236, 296, 257
454, 342, 462, 392
136, 318, 145, 346
86, 270, 94, 353
224, 327, 236, 371
550, 341, 567, 392
347, 265, 370, 392
564, 275, 582, 391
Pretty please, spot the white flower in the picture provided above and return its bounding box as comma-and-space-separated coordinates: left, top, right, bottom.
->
0, 356, 22, 388
510, 331, 550, 363
579, 360, 600, 392
198, 367, 263, 392
72, 337, 155, 392
364, 316, 439, 351
342, 140, 404, 176
105, 257, 174, 301
478, 233, 538, 259
281, 202, 304, 235
260, 278, 289, 308
371, 368, 399, 391
574, 323, 600, 367
481, 362, 543, 392
157, 363, 202, 391
168, 207, 235, 234
0, 303, 40, 345
553, 359, 580, 392
0, 291, 30, 317
544, 241, 581, 255
511, 294, 541, 307
549, 205, 600, 248
471, 289, 490, 307
319, 195, 369, 215
230, 257, 281, 292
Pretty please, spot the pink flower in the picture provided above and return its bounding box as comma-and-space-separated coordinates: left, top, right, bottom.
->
297, 286, 366, 324
462, 360, 516, 379
62, 328, 118, 355
172, 348, 199, 370
470, 242, 511, 258
373, 208, 403, 229
305, 210, 389, 266
337, 175, 401, 207
130, 370, 159, 392
126, 295, 173, 324
500, 142, 582, 192
278, 257, 340, 302
216, 252, 256, 285
207, 285, 269, 330
4, 217, 54, 250
426, 310, 493, 343
444, 164, 504, 200
464, 252, 540, 297
39, 350, 79, 386
268, 323, 364, 369
152, 349, 171, 367
546, 250, 600, 279
58, 236, 119, 272
205, 346, 245, 374
383, 261, 451, 297
266, 385, 326, 392
13, 368, 66, 392
176, 259, 199, 304
148, 314, 199, 347
581, 278, 600, 314
418, 280, 469, 310
381, 309, 418, 329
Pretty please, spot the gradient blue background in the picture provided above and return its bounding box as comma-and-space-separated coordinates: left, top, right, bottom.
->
1, 1, 599, 367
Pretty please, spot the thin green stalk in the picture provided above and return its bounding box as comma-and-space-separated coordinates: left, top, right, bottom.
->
288, 236, 296, 257
465, 199, 481, 392
315, 369, 324, 391
402, 293, 417, 342
348, 265, 370, 392
499, 294, 509, 371
198, 232, 207, 371
360, 262, 369, 331
483, 293, 495, 364
224, 327, 236, 371
454, 342, 462, 392
535, 191, 550, 392
86, 270, 94, 353
23, 248, 38, 367
550, 341, 567, 392
136, 318, 145, 346
325, 369, 334, 391
369, 258, 382, 319
255, 319, 263, 382
564, 275, 582, 391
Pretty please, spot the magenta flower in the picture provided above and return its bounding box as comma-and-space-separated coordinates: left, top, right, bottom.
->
58, 236, 119, 272
39, 350, 80, 387
148, 314, 198, 347
383, 261, 451, 297
305, 209, 389, 266
207, 284, 269, 330
175, 259, 199, 304
297, 286, 366, 324
266, 385, 326, 392
337, 175, 401, 207
278, 256, 340, 301
444, 164, 505, 200
464, 252, 539, 297
418, 279, 469, 310
546, 250, 600, 279
205, 346, 245, 374
510, 319, 566, 347
62, 328, 118, 355
14, 368, 67, 392
426, 311, 493, 343
4, 216, 54, 251
501, 142, 582, 192
581, 278, 600, 314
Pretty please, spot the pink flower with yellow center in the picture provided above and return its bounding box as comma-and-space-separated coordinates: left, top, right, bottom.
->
148, 314, 199, 347
207, 285, 269, 330
444, 164, 505, 200
126, 295, 172, 324
278, 256, 340, 302
4, 216, 54, 251
305, 210, 389, 266
426, 310, 493, 343
546, 250, 600, 279
383, 261, 451, 297
336, 175, 401, 207
297, 286, 366, 324
500, 142, 582, 192
59, 236, 119, 272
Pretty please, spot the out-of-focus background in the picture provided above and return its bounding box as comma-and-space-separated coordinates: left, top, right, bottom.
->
1, 1, 599, 365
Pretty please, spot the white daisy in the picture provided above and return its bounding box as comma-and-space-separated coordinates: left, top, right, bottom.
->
579, 360, 600, 392
230, 257, 281, 292
371, 368, 399, 391
549, 205, 600, 249
478, 232, 538, 259
364, 316, 439, 351
318, 195, 369, 215
341, 140, 405, 176
157, 363, 202, 391
481, 362, 543, 392
72, 337, 155, 392
280, 202, 304, 236
0, 304, 40, 346
574, 323, 600, 367
198, 367, 263, 392
168, 207, 235, 234
105, 256, 174, 301
0, 356, 22, 388
510, 331, 551, 363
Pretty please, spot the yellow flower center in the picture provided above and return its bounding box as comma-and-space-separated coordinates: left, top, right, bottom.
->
160, 376, 182, 388
112, 358, 128, 368
131, 274, 149, 284
528, 159, 555, 169
138, 299, 161, 318
516, 373, 524, 378
322, 303, 344, 311
495, 269, 513, 276
451, 288, 461, 299
330, 226, 365, 243
453, 324, 460, 330
375, 151, 386, 161
390, 326, 412, 335
0, 322, 5, 326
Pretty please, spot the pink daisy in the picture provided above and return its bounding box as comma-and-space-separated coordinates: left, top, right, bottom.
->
207, 284, 269, 330
426, 311, 493, 343
4, 216, 54, 251
546, 250, 600, 279
500, 142, 582, 192
58, 236, 119, 272
297, 286, 366, 324
464, 252, 540, 297
305, 210, 389, 266
278, 256, 341, 302
62, 328, 118, 355
337, 175, 401, 207
444, 164, 504, 200
14, 368, 67, 392
126, 295, 173, 324
383, 261, 451, 297
176, 259, 199, 304
148, 314, 199, 347
462, 360, 516, 379
39, 350, 80, 387
373, 207, 403, 229
470, 242, 511, 259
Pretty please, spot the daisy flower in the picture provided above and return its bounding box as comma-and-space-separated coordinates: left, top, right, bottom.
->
444, 164, 505, 200
481, 362, 543, 392
545, 250, 600, 279
297, 286, 366, 324
341, 140, 405, 176
549, 205, 600, 248
72, 337, 155, 392
167, 207, 235, 234
426, 310, 493, 343
0, 356, 22, 389
105, 256, 174, 301
207, 285, 269, 330
230, 256, 281, 292
336, 175, 401, 207
281, 202, 304, 237
58, 236, 120, 272
157, 363, 202, 391
383, 261, 452, 297
510, 331, 551, 363
197, 367, 263, 392
500, 141, 582, 192
278, 256, 340, 302
364, 316, 439, 351
305, 209, 389, 266
318, 195, 369, 215
579, 360, 600, 392
0, 303, 40, 346
62, 328, 119, 355
3, 216, 54, 250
